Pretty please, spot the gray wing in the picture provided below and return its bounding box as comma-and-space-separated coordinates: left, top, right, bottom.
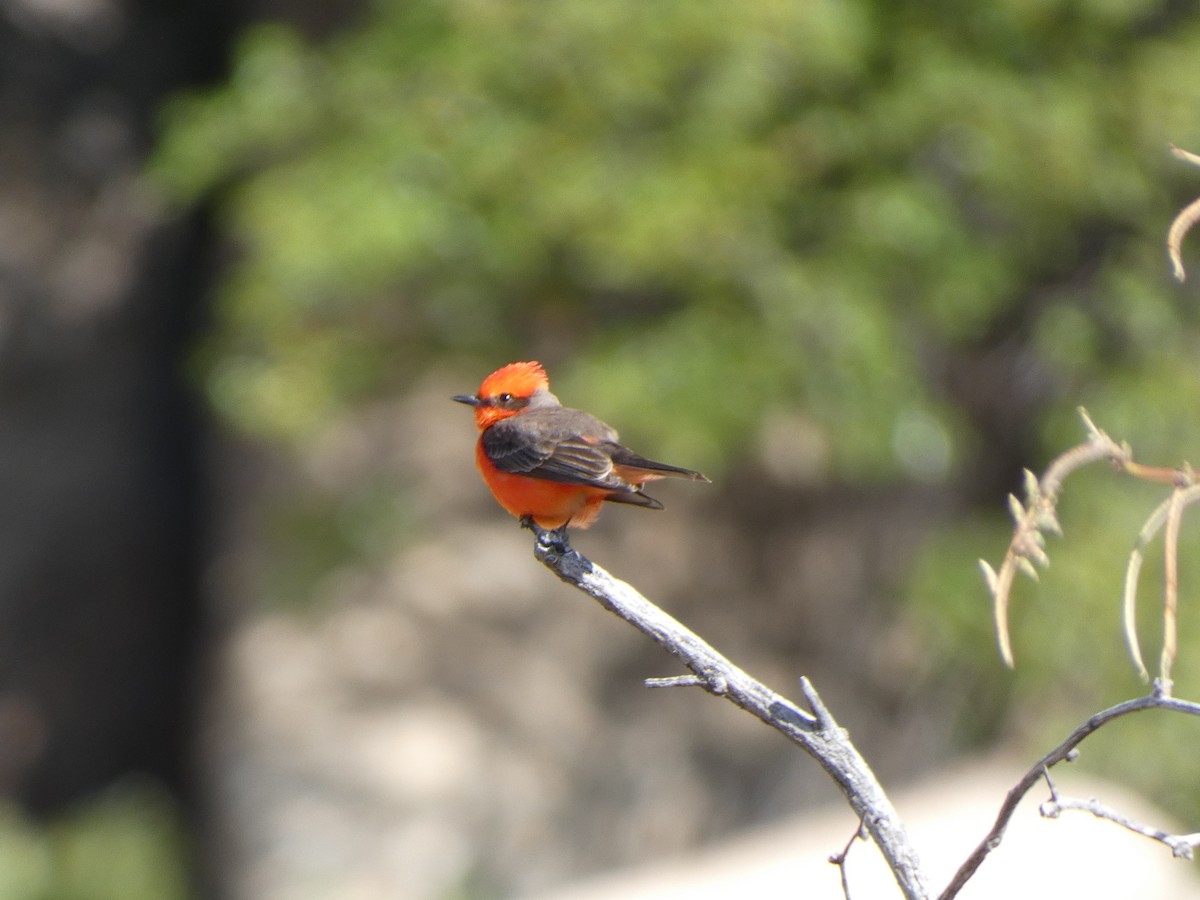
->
481, 409, 635, 493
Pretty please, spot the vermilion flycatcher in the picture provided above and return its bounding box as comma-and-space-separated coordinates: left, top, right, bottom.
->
454, 361, 709, 530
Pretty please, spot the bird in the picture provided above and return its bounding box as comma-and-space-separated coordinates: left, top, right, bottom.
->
454, 361, 709, 531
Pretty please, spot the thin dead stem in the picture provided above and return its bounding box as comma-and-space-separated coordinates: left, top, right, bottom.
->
1122, 482, 1200, 686
1161, 489, 1182, 691
982, 409, 1129, 667
985, 409, 1197, 678
1168, 144, 1200, 282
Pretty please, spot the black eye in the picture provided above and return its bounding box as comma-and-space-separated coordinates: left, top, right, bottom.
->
498, 393, 512, 403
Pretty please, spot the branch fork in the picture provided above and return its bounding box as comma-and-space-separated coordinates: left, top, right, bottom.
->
524, 518, 930, 899
521, 407, 1200, 898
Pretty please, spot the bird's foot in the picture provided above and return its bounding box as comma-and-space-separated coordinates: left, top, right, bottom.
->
521, 516, 575, 557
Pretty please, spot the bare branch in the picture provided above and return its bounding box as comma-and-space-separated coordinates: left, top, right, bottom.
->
525, 405, 1200, 900
1041, 791, 1200, 861
527, 523, 932, 900
938, 689, 1200, 899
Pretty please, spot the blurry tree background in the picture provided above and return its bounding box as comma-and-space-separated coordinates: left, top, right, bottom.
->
3, 0, 1200, 897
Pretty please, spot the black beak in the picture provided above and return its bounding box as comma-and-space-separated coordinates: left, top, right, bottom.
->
452, 394, 481, 406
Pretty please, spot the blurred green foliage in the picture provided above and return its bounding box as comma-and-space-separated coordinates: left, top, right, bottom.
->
150, 0, 1200, 822
0, 781, 190, 900
153, 0, 1200, 471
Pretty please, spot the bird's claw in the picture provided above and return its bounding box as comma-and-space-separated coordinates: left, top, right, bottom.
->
521, 516, 573, 555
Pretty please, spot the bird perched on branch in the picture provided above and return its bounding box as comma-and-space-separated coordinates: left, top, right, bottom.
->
454, 361, 709, 531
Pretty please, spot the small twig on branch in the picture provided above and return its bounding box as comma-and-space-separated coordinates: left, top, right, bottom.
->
526, 522, 932, 900
644, 674, 706, 688
800, 675, 839, 733
830, 816, 869, 900
939, 688, 1200, 899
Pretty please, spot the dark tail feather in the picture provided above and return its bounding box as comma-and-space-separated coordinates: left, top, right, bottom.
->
603, 488, 664, 510
609, 447, 710, 482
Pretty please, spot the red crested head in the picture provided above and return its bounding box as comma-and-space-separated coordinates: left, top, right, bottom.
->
453, 361, 558, 430
478, 361, 549, 399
